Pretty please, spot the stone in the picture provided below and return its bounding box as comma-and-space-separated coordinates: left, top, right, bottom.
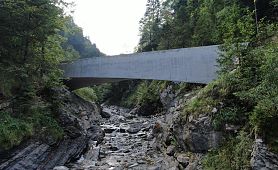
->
251, 139, 278, 170
87, 125, 105, 144
100, 110, 111, 118
166, 145, 176, 156
127, 123, 142, 134
225, 124, 240, 132
129, 163, 139, 168
160, 85, 175, 108
53, 166, 69, 170
176, 154, 189, 168
102, 126, 117, 133
137, 160, 145, 164
85, 145, 100, 161
173, 115, 222, 153
185, 132, 209, 153
153, 122, 163, 134
110, 146, 119, 151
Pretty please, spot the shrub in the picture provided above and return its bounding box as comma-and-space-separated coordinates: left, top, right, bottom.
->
74, 84, 112, 103
0, 107, 64, 150
124, 80, 167, 108
74, 87, 98, 103
27, 107, 64, 141
202, 131, 252, 170
0, 112, 33, 150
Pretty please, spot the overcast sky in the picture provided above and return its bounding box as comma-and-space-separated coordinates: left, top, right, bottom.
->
67, 0, 148, 55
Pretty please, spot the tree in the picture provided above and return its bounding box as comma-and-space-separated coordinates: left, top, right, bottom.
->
0, 0, 66, 112
61, 17, 104, 59
138, 0, 162, 52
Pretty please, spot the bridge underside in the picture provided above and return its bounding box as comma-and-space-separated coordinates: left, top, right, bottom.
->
64, 78, 127, 90
62, 45, 220, 90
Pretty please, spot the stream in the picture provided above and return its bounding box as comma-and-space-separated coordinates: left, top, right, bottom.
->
67, 105, 179, 170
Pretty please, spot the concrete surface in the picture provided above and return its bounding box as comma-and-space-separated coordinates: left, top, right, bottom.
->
61, 45, 220, 89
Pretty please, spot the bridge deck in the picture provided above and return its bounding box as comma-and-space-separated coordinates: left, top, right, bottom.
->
62, 45, 220, 89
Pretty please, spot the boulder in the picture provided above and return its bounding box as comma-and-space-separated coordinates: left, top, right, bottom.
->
127, 123, 142, 134
87, 125, 105, 145
176, 153, 189, 168
173, 115, 222, 153
53, 166, 69, 170
100, 110, 111, 118
166, 145, 176, 156
160, 85, 175, 108
251, 139, 278, 170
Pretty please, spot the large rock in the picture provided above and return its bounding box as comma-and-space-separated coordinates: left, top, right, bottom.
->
0, 88, 102, 170
87, 125, 105, 145
173, 114, 222, 153
127, 123, 142, 134
251, 139, 278, 170
160, 85, 175, 108
176, 153, 190, 168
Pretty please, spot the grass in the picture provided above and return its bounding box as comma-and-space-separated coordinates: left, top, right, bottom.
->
0, 112, 33, 150
202, 131, 252, 170
0, 107, 63, 150
182, 79, 223, 118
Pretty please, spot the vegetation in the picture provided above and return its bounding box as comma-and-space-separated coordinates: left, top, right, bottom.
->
129, 0, 278, 169
0, 0, 102, 150
61, 16, 104, 60
0, 112, 33, 150
74, 84, 112, 103
203, 131, 253, 170
124, 81, 167, 108
0, 108, 63, 150
0, 1, 277, 168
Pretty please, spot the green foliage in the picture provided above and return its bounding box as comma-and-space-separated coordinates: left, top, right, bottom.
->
124, 80, 167, 108
0, 112, 33, 150
74, 87, 98, 103
203, 131, 253, 170
182, 77, 229, 117
74, 84, 112, 103
27, 106, 64, 141
91, 84, 112, 103
0, 106, 64, 150
0, 104, 64, 150
138, 0, 162, 52
61, 16, 104, 59
0, 0, 66, 100
272, 0, 278, 7
139, 0, 259, 51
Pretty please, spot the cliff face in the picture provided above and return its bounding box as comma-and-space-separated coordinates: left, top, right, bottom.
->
0, 88, 104, 170
152, 84, 278, 169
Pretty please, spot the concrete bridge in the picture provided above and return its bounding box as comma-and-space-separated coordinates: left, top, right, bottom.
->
62, 45, 220, 90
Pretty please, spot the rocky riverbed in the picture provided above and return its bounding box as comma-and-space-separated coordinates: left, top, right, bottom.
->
2, 87, 277, 170
66, 104, 181, 170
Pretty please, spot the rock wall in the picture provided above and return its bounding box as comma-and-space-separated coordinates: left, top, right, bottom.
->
150, 85, 223, 169
157, 85, 278, 169
0, 88, 103, 170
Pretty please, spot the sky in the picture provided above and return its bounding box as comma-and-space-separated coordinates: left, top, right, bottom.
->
67, 0, 148, 55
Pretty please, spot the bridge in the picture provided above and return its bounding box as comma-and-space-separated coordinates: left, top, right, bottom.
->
61, 45, 220, 90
